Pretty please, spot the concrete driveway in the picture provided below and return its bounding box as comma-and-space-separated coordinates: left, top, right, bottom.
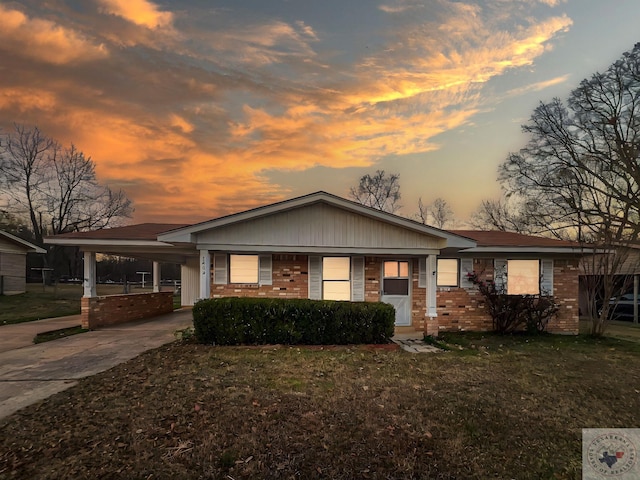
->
0, 309, 192, 422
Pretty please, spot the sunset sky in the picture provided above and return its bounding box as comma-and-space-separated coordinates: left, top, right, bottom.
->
2, 0, 639, 225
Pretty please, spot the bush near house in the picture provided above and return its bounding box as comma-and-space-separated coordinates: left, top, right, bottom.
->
467, 272, 559, 334
193, 297, 395, 345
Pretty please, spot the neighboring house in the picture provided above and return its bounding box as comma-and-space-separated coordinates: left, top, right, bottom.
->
0, 231, 46, 295
47, 192, 584, 334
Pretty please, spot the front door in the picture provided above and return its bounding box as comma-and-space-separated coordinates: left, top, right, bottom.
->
381, 260, 411, 326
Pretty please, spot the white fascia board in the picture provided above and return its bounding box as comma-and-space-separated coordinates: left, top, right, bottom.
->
158, 191, 476, 248
460, 246, 590, 254
197, 244, 441, 256
0, 231, 46, 253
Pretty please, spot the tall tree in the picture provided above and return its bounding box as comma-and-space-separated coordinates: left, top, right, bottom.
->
0, 124, 134, 273
499, 43, 640, 335
349, 170, 401, 213
416, 197, 455, 228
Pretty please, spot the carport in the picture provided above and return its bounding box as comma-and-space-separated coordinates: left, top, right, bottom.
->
46, 224, 199, 329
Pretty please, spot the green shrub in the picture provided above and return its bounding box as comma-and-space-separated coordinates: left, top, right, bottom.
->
192, 297, 395, 345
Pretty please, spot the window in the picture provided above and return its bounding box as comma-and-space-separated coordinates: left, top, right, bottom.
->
437, 259, 459, 287
229, 254, 259, 283
506, 260, 539, 295
322, 257, 350, 300
383, 260, 409, 295
384, 260, 409, 278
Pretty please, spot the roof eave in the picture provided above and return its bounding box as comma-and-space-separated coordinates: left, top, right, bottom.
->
460, 246, 591, 254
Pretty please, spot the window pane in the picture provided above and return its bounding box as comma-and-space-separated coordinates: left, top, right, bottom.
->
323, 281, 351, 300
383, 261, 398, 278
437, 259, 458, 286
229, 254, 258, 283
507, 260, 540, 295
398, 261, 409, 278
323, 257, 350, 280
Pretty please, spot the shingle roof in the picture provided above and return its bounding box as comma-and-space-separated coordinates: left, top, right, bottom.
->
448, 230, 581, 248
49, 223, 188, 241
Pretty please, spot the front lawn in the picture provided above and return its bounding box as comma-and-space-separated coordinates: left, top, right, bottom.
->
1, 334, 639, 479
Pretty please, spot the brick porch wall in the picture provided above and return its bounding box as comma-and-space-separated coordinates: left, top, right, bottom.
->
81, 292, 174, 329
435, 258, 580, 335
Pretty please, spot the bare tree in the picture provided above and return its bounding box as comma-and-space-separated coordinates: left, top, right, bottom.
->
468, 197, 539, 234
0, 124, 133, 271
499, 43, 640, 335
349, 170, 401, 213
416, 197, 455, 228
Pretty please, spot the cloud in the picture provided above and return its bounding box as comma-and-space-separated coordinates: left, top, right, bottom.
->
96, 0, 173, 29
504, 74, 570, 97
0, 5, 107, 65
0, 0, 578, 222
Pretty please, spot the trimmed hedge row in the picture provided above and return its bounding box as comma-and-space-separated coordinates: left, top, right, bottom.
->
192, 297, 395, 345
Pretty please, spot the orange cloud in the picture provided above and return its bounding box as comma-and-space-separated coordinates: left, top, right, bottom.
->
0, 1, 580, 223
96, 0, 173, 29
0, 5, 107, 65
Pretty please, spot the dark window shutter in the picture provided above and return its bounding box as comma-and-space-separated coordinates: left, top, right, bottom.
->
213, 253, 227, 285
351, 256, 365, 301
460, 258, 474, 289
259, 255, 272, 286
494, 258, 507, 293
541, 259, 553, 296
308, 256, 322, 300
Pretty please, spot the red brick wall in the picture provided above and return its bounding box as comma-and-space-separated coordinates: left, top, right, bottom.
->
212, 254, 309, 299
434, 258, 580, 335
206, 254, 580, 335
81, 292, 174, 329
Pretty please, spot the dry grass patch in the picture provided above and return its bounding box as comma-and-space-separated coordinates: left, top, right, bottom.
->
1, 335, 640, 479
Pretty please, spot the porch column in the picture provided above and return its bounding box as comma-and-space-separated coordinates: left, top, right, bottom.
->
199, 249, 211, 300
426, 254, 437, 317
153, 261, 161, 293
82, 251, 97, 298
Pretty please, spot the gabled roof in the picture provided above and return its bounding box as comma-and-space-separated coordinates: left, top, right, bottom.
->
158, 191, 476, 249
449, 230, 585, 254
0, 231, 46, 254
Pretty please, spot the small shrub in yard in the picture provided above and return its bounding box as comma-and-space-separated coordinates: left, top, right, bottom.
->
192, 297, 395, 345
467, 272, 559, 334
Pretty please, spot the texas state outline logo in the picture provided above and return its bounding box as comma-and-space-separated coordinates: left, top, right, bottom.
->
583, 429, 639, 479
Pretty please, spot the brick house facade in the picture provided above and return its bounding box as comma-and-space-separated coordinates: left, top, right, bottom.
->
49, 192, 585, 334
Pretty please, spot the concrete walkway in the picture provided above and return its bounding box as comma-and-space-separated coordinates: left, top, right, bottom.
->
0, 315, 83, 353
391, 333, 443, 353
0, 309, 193, 422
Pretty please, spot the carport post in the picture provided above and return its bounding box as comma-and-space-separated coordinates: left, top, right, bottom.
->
153, 261, 161, 293
83, 251, 97, 298
199, 250, 211, 300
